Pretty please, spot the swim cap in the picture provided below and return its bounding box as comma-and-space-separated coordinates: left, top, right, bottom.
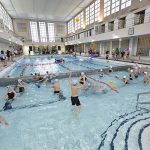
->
110, 66, 112, 69
123, 76, 126, 79
18, 79, 22, 82
54, 79, 59, 83
100, 69, 103, 72
72, 80, 78, 85
130, 70, 133, 73
109, 80, 113, 83
6, 86, 11, 88
81, 72, 85, 76
144, 72, 147, 74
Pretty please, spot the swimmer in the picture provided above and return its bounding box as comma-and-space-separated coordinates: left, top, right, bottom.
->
141, 66, 149, 74
116, 76, 129, 85
0, 115, 9, 126
46, 73, 56, 83
15, 79, 25, 95
49, 79, 66, 100
68, 72, 82, 113
99, 69, 104, 78
143, 72, 150, 84
108, 66, 113, 73
34, 73, 47, 83
129, 70, 134, 80
3, 86, 17, 110
79, 72, 87, 86
134, 67, 139, 78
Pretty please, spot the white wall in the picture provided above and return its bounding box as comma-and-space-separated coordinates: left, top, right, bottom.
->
0, 42, 13, 52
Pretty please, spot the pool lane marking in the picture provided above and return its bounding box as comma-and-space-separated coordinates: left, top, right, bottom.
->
0, 99, 67, 112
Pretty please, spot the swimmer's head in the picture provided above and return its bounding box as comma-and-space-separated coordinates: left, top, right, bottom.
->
123, 76, 126, 79
109, 80, 113, 83
130, 70, 133, 73
72, 80, 78, 86
81, 72, 85, 76
18, 79, 22, 83
144, 72, 148, 75
110, 66, 112, 69
54, 79, 59, 83
100, 69, 103, 72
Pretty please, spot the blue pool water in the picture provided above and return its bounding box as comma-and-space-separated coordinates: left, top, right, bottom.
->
0, 69, 150, 150
7, 56, 127, 77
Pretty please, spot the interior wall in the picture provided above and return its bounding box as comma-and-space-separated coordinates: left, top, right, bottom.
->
0, 42, 13, 52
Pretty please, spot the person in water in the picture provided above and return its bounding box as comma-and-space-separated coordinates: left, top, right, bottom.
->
68, 72, 82, 113
134, 67, 139, 78
79, 72, 87, 86
15, 79, 25, 95
49, 79, 66, 100
55, 58, 65, 63
143, 72, 149, 84
0, 115, 9, 126
34, 73, 47, 83
116, 76, 129, 85
3, 86, 17, 111
108, 66, 113, 73
129, 70, 134, 80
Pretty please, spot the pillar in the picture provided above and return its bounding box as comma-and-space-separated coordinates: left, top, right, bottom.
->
129, 37, 138, 56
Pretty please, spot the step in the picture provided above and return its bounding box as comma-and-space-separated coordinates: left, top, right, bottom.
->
98, 110, 146, 150
112, 111, 150, 150
139, 124, 150, 150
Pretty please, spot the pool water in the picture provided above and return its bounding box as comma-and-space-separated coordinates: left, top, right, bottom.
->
0, 70, 150, 150
8, 56, 127, 77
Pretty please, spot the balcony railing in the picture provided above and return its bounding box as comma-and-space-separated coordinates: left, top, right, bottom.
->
66, 12, 150, 42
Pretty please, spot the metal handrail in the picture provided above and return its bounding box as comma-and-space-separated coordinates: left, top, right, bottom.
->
136, 91, 150, 110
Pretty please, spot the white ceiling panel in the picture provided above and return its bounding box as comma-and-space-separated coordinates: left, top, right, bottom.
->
0, 0, 94, 21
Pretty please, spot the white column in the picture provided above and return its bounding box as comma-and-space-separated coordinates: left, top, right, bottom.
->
144, 7, 150, 23
110, 41, 112, 55
119, 39, 122, 49
114, 19, 119, 30
129, 37, 138, 56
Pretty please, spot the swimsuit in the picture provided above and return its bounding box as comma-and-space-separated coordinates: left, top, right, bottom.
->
71, 96, 81, 106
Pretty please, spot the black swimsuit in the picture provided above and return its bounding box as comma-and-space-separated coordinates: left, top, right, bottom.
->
8, 92, 15, 100
80, 77, 87, 85
19, 87, 24, 93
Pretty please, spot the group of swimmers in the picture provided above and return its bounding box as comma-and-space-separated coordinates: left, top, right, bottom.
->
115, 64, 149, 85
1, 63, 149, 126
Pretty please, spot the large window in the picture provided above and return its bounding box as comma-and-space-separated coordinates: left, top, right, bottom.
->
39, 22, 47, 42
121, 0, 131, 9
0, 4, 13, 31
111, 0, 120, 14
47, 23, 55, 42
68, 19, 74, 34
95, 0, 100, 22
85, 7, 90, 25
104, 0, 111, 17
30, 21, 39, 42
90, 3, 95, 24
75, 11, 84, 31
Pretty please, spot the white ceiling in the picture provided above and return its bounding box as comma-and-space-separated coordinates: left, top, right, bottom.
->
0, 0, 93, 22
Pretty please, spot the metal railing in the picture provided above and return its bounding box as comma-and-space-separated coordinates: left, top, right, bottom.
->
136, 91, 150, 111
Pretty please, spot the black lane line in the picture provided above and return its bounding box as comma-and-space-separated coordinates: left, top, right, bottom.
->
0, 99, 67, 112
138, 123, 150, 150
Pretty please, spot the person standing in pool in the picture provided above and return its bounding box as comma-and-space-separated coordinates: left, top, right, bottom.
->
143, 72, 150, 84
68, 72, 81, 113
3, 86, 17, 111
49, 79, 66, 100
0, 115, 9, 126
15, 79, 25, 95
115, 76, 129, 85
79, 72, 87, 87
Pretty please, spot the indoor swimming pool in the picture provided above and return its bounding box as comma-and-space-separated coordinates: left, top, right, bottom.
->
4, 55, 129, 77
0, 68, 150, 150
